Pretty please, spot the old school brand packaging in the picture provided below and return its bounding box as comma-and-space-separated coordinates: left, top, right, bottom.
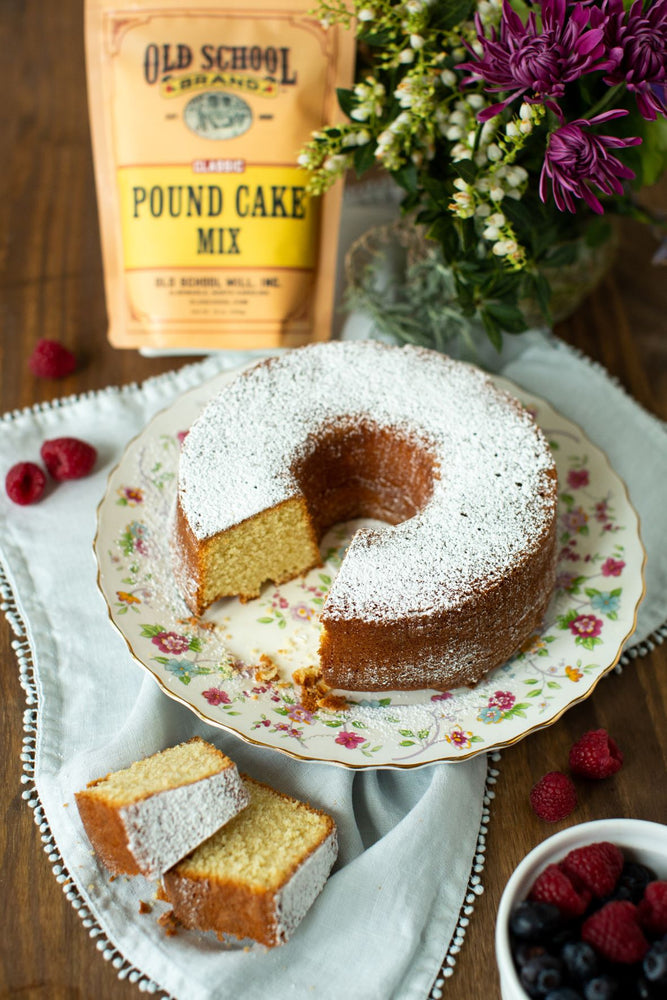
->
85, 0, 355, 351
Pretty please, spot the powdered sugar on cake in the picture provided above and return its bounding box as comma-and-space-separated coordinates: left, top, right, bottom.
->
178, 341, 556, 623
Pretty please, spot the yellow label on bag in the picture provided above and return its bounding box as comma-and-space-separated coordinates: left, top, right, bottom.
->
85, 0, 354, 350
117, 165, 316, 270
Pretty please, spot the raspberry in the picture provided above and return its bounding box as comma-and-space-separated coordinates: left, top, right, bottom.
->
529, 771, 577, 823
569, 729, 623, 779
40, 437, 97, 481
28, 339, 77, 379
638, 881, 667, 936
560, 842, 625, 898
528, 863, 592, 918
5, 462, 47, 505
582, 900, 649, 964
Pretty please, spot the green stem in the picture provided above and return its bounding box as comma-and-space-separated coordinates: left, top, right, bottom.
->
584, 83, 626, 122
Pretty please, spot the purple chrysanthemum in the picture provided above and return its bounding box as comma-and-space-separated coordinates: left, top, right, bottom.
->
597, 0, 667, 120
459, 0, 611, 121
539, 109, 641, 213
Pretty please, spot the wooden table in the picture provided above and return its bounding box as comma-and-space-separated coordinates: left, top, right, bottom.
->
1, 3, 666, 997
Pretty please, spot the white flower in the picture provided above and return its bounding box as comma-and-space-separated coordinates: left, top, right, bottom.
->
440, 69, 457, 87
453, 177, 471, 192
519, 102, 533, 121
453, 190, 474, 209
475, 202, 491, 218
492, 239, 519, 256
483, 225, 501, 241
466, 93, 485, 110
450, 143, 469, 160
506, 165, 528, 187
358, 8, 375, 21
445, 125, 463, 141
505, 120, 520, 138
519, 120, 533, 135
350, 107, 370, 121
410, 34, 425, 49
399, 48, 416, 63
487, 212, 506, 227
406, 0, 424, 12
297, 152, 311, 167
486, 143, 502, 162
489, 185, 505, 202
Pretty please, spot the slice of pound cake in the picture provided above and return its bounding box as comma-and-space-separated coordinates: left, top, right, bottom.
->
161, 776, 338, 947
75, 737, 249, 878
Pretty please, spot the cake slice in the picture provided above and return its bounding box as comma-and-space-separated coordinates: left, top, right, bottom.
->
75, 737, 249, 878
161, 776, 338, 947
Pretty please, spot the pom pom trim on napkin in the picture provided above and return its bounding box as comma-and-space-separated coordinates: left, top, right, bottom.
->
3, 557, 665, 997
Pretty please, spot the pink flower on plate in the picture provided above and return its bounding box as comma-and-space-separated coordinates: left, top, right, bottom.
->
335, 730, 366, 750
569, 613, 603, 639
445, 726, 473, 750
291, 602, 314, 622
562, 506, 588, 532
602, 556, 625, 577
488, 690, 515, 712
567, 468, 590, 489
288, 705, 314, 725
556, 571, 577, 591
202, 687, 231, 706
431, 691, 453, 703
151, 631, 190, 654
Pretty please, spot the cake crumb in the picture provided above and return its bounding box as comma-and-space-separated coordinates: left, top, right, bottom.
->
317, 692, 349, 713
158, 909, 181, 937
254, 654, 280, 682
139, 900, 153, 915
292, 666, 334, 713
178, 615, 216, 632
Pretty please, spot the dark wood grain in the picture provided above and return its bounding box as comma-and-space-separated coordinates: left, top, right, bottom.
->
1, 3, 665, 997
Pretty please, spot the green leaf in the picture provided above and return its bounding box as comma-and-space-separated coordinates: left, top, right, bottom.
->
484, 301, 529, 334
336, 87, 356, 118
399, 739, 416, 747
433, 0, 475, 30
140, 624, 165, 638
454, 159, 477, 185
257, 616, 274, 624
391, 163, 419, 194
481, 308, 503, 350
354, 142, 376, 177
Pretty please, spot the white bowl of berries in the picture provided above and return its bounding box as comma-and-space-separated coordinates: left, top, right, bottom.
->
495, 818, 667, 1000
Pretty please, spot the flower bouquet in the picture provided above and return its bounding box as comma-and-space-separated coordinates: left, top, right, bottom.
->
301, 0, 667, 350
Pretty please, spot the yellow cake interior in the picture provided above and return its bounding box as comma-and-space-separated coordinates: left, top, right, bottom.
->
198, 497, 320, 607
175, 779, 331, 891
83, 739, 229, 807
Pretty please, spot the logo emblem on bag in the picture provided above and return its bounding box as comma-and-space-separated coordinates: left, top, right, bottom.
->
183, 92, 252, 140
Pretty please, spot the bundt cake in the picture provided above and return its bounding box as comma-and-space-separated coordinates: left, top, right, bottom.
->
75, 737, 249, 877
161, 776, 338, 947
172, 340, 558, 691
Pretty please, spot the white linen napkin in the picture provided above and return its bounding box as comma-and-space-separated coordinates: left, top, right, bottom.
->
2, 329, 665, 1000
0, 353, 491, 1000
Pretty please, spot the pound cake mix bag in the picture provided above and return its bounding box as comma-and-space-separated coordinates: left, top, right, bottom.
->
84, 0, 355, 351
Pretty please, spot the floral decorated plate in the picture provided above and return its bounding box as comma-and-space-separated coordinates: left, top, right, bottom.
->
94, 367, 645, 769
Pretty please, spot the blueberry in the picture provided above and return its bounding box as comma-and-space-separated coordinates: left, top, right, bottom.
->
614, 862, 657, 903
561, 941, 599, 982
510, 901, 562, 942
513, 942, 549, 968
520, 954, 565, 998
583, 975, 619, 1000
643, 937, 667, 986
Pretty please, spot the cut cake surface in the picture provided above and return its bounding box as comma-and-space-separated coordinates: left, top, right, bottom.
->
75, 737, 249, 877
